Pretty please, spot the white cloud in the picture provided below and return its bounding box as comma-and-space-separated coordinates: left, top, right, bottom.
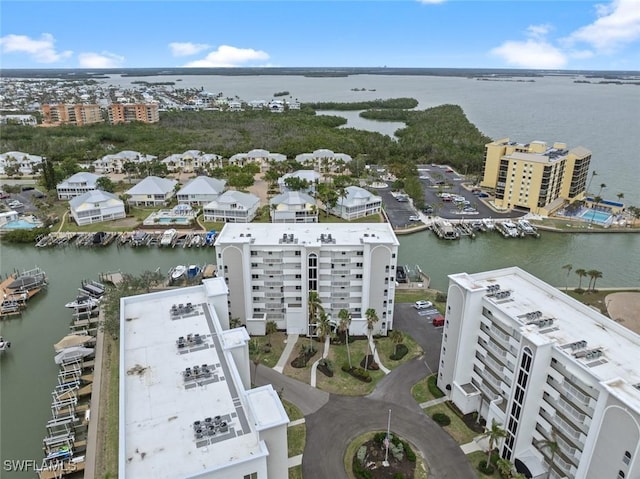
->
169, 42, 211, 57
417, 0, 446, 4
78, 51, 125, 68
183, 45, 269, 67
564, 0, 640, 53
0, 33, 72, 63
491, 39, 567, 69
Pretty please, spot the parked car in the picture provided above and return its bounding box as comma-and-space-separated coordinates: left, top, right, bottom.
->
414, 300, 433, 310
432, 315, 445, 327
409, 215, 420, 221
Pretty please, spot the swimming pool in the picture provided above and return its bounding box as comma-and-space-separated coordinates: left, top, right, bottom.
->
1, 219, 40, 230
155, 216, 192, 225
579, 209, 612, 225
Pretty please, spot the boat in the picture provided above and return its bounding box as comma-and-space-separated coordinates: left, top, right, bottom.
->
5, 266, 48, 292
54, 334, 96, 353
54, 346, 95, 365
131, 230, 148, 246
80, 280, 105, 298
517, 219, 539, 237
0, 299, 22, 316
65, 295, 100, 310
0, 336, 11, 352
187, 264, 201, 279
205, 230, 217, 246
482, 218, 495, 230
189, 234, 203, 247
170, 265, 187, 280
501, 221, 520, 238
160, 228, 178, 246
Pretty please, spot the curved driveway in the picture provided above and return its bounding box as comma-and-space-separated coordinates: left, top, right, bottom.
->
255, 341, 477, 479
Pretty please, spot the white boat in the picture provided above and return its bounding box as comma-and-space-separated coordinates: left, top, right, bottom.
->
54, 346, 94, 365
65, 295, 100, 310
517, 219, 536, 234
0, 336, 11, 352
502, 221, 520, 237
189, 234, 203, 247
482, 218, 495, 230
160, 228, 178, 246
170, 265, 187, 280
187, 264, 201, 278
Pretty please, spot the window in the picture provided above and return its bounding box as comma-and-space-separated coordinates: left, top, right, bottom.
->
243, 473, 258, 479
623, 451, 631, 465
252, 274, 259, 279
356, 262, 363, 267
356, 274, 363, 279
250, 251, 257, 256
391, 253, 396, 258
295, 250, 301, 256
251, 263, 258, 268
617, 472, 625, 479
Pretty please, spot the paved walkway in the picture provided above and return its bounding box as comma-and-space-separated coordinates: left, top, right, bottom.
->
310, 336, 331, 387
419, 396, 448, 409
273, 333, 298, 373
370, 336, 390, 374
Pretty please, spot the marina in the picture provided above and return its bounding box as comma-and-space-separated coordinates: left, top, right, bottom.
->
35, 229, 217, 249
0, 266, 48, 319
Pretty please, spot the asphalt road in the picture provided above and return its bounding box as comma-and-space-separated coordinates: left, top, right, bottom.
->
255, 302, 478, 479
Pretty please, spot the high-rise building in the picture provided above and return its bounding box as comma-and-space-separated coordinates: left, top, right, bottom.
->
437, 267, 640, 479
480, 139, 591, 215
119, 278, 289, 479
108, 103, 159, 124
41, 104, 103, 126
214, 223, 399, 337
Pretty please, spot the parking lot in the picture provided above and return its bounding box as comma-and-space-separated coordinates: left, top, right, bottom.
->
1, 187, 43, 214
393, 302, 444, 373
374, 185, 421, 228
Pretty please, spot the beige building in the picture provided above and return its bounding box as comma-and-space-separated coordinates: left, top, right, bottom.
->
480, 138, 591, 215
41, 104, 103, 126
108, 103, 159, 124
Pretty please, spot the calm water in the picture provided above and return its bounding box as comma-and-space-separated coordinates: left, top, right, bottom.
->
2, 73, 640, 476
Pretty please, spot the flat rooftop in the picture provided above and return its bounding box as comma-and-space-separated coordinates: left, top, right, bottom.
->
451, 267, 640, 414
214, 222, 399, 247
120, 285, 267, 478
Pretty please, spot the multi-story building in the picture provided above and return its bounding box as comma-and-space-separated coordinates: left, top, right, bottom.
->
480, 139, 591, 215
119, 278, 289, 479
214, 223, 399, 336
108, 103, 159, 124
56, 172, 101, 200
438, 267, 640, 479
41, 104, 103, 126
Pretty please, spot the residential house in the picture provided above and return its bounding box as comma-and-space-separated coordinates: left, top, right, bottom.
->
229, 149, 286, 172
93, 150, 157, 174
125, 176, 178, 206
57, 172, 101, 200
162, 150, 223, 173
176, 176, 227, 205
203, 190, 260, 223
0, 151, 43, 176
69, 190, 126, 226
295, 149, 352, 173
329, 186, 382, 220
269, 191, 318, 223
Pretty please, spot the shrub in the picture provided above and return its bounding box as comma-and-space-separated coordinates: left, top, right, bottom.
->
318, 358, 334, 377
478, 460, 495, 475
373, 432, 387, 444
435, 291, 447, 303
360, 355, 379, 370
432, 412, 451, 426
356, 446, 367, 465
393, 474, 405, 479
390, 343, 409, 360
403, 441, 416, 462
427, 375, 445, 398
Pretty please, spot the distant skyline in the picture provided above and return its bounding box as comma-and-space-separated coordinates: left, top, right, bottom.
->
1, 1, 639, 71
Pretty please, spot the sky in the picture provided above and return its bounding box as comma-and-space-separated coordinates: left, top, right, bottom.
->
1, 0, 639, 71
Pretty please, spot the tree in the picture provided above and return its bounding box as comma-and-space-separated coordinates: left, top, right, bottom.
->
389, 330, 404, 356
96, 176, 116, 193
364, 308, 379, 370
561, 264, 572, 292
307, 291, 323, 343
265, 320, 278, 346
535, 434, 559, 479
283, 176, 310, 191
483, 419, 507, 467
597, 183, 607, 197
587, 270, 603, 291
617, 192, 624, 203
575, 268, 587, 291
317, 310, 331, 342
338, 309, 352, 369
119, 193, 131, 214
496, 458, 515, 479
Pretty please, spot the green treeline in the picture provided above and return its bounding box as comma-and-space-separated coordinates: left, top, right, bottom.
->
305, 98, 418, 111
0, 103, 491, 175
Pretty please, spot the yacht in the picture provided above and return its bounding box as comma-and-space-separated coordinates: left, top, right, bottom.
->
170, 265, 187, 280
65, 295, 100, 310
160, 228, 178, 246
0, 336, 11, 353
517, 219, 536, 235
502, 221, 520, 237
482, 218, 495, 230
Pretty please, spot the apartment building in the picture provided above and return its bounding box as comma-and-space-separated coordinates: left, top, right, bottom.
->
438, 267, 640, 479
480, 139, 591, 215
214, 223, 399, 337
119, 278, 289, 479
41, 104, 103, 126
108, 103, 159, 124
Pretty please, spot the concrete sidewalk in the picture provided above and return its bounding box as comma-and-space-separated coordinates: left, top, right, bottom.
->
273, 333, 298, 373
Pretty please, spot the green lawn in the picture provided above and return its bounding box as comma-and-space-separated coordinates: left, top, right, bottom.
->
466, 451, 497, 478
287, 424, 306, 457
394, 290, 442, 305
424, 402, 478, 445
411, 374, 444, 403
282, 399, 304, 422
248, 332, 287, 369
318, 213, 382, 223
375, 333, 422, 368
288, 465, 303, 479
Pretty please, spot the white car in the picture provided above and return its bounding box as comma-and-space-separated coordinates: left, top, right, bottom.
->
409, 215, 420, 222
414, 300, 433, 310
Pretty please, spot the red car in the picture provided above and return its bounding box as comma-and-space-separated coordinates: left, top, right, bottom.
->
432, 315, 445, 327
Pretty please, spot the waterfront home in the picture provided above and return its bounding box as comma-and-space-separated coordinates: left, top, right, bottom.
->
278, 170, 321, 194
125, 176, 178, 206
69, 190, 126, 226
0, 115, 37, 126
0, 211, 19, 226
228, 149, 287, 172
295, 148, 352, 173
161, 150, 223, 173
0, 151, 43, 176
176, 176, 227, 206
203, 190, 260, 223
92, 150, 157, 174
56, 172, 101, 200
269, 191, 318, 223
329, 186, 382, 220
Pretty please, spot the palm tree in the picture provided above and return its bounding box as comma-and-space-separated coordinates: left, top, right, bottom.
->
338, 309, 352, 369
265, 320, 278, 347
535, 433, 559, 479
317, 310, 331, 342
496, 458, 514, 479
575, 268, 587, 291
364, 308, 379, 370
307, 291, 323, 348
562, 264, 572, 292
389, 330, 404, 356
484, 419, 507, 467
597, 183, 607, 197
587, 270, 603, 291
617, 192, 624, 203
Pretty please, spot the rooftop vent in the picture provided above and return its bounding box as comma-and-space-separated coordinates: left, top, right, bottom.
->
574, 348, 603, 360
486, 284, 501, 294
193, 415, 229, 439
494, 290, 511, 299
565, 340, 588, 351
183, 363, 214, 382
170, 302, 194, 317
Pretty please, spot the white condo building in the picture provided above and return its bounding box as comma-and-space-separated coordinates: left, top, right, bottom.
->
119, 278, 289, 479
214, 223, 399, 337
437, 267, 640, 479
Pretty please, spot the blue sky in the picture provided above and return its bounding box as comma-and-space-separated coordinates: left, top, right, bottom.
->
1, 0, 639, 70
